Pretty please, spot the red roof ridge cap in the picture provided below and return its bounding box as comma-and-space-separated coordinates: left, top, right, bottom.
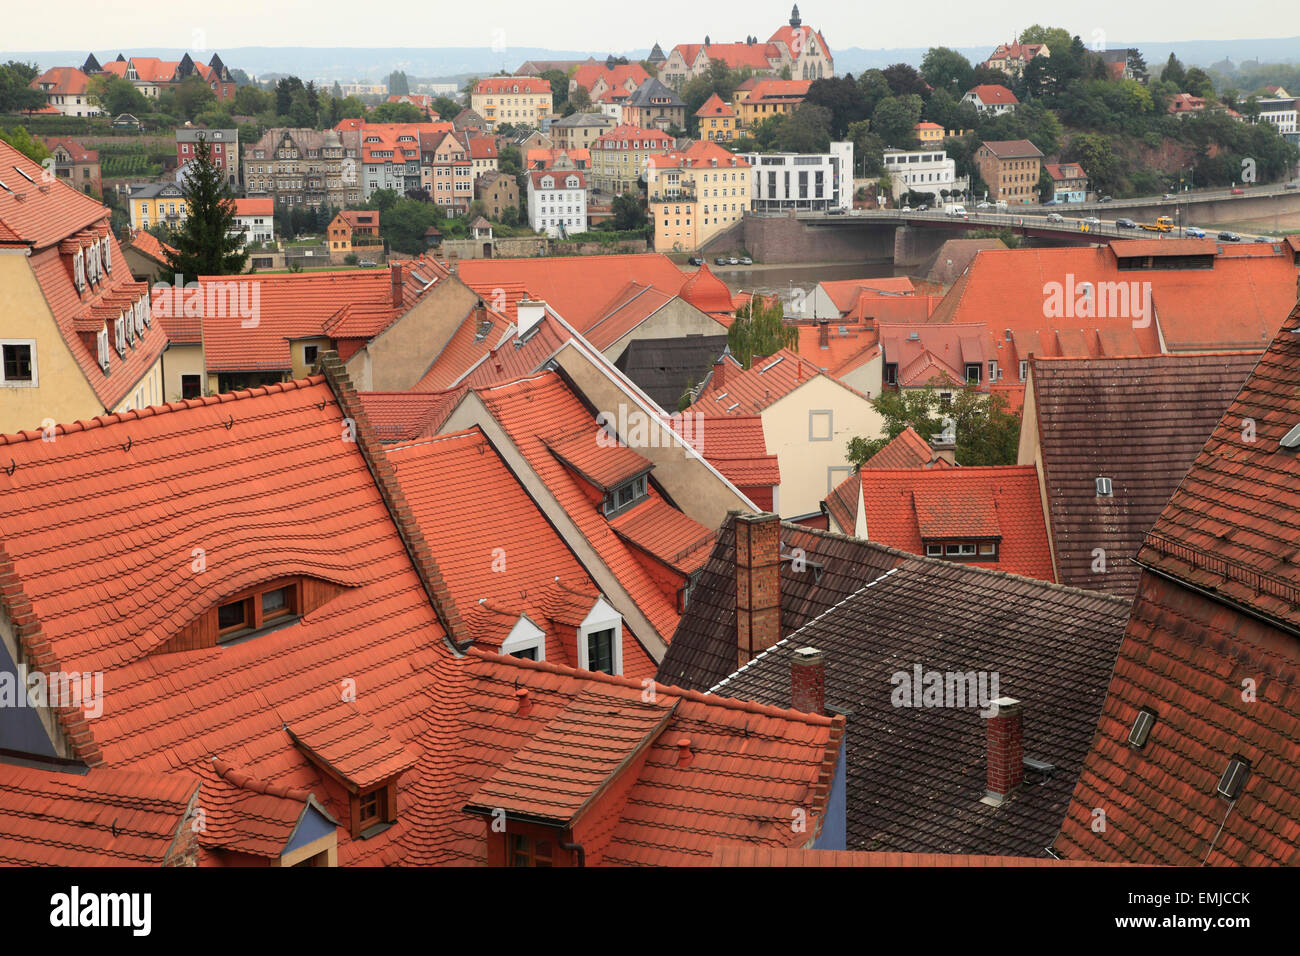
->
463, 645, 838, 727
210, 756, 313, 802
0, 375, 329, 446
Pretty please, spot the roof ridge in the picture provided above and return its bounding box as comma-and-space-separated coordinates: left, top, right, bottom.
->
0, 375, 327, 447
210, 757, 312, 802
463, 645, 836, 727
709, 566, 903, 694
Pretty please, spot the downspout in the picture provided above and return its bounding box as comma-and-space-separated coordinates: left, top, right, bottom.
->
560, 837, 586, 867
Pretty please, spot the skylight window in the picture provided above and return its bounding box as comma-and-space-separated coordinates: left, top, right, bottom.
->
1216, 756, 1250, 801
1096, 477, 1113, 497
14, 166, 34, 183
1279, 422, 1300, 449
1128, 707, 1157, 748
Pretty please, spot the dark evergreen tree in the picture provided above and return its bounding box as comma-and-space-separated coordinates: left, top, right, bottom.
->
161, 135, 248, 280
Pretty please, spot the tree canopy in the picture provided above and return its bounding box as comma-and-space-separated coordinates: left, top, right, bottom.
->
162, 136, 248, 280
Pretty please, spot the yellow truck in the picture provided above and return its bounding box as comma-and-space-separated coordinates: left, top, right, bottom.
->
1139, 216, 1175, 233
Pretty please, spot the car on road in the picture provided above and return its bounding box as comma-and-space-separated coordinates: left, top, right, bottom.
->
1082, 216, 1101, 226
739, 256, 753, 265
1163, 193, 1175, 199
1218, 231, 1241, 242
1185, 226, 1206, 238
976, 201, 993, 210
1230, 187, 1245, 195
1042, 199, 1059, 206
1116, 218, 1137, 229
1254, 236, 1274, 243
1098, 195, 1113, 203
1046, 212, 1065, 222
1286, 182, 1299, 190
687, 256, 703, 265
827, 207, 846, 215
946, 205, 967, 217
358, 259, 377, 267
901, 205, 912, 211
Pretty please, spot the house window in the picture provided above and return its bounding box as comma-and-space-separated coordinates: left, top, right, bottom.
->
925, 544, 942, 557
585, 628, 616, 674
261, 586, 295, 622
217, 598, 251, 634
182, 375, 201, 399
1019, 360, 1028, 382
884, 363, 898, 385
509, 833, 554, 867
304, 345, 319, 366
944, 543, 977, 557
358, 787, 387, 830
603, 474, 648, 516
965, 363, 981, 385
0, 341, 36, 386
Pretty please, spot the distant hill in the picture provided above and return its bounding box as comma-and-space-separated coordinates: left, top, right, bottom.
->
13, 37, 1297, 83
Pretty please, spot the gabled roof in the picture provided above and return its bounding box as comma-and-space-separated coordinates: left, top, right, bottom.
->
687, 348, 862, 417
1044, 162, 1086, 181
695, 93, 736, 117
592, 124, 676, 149
127, 228, 176, 266
739, 79, 812, 103
0, 139, 110, 248
671, 414, 781, 489
474, 76, 551, 95
714, 556, 1129, 856
824, 466, 1056, 581
627, 77, 685, 108
464, 371, 715, 644
358, 389, 466, 443
658, 518, 904, 692
1027, 353, 1259, 597
0, 764, 196, 866
865, 426, 941, 470
818, 276, 915, 311
965, 86, 1020, 107
1053, 301, 1300, 866
571, 62, 651, 93
879, 322, 992, 389
384, 427, 658, 676
29, 67, 90, 95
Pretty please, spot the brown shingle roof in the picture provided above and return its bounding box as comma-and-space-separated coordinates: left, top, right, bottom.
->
1028, 353, 1260, 598
714, 557, 1129, 857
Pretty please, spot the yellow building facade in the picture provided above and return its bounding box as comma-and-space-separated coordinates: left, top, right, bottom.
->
470, 77, 553, 132
128, 181, 188, 231
648, 141, 751, 252
590, 125, 675, 195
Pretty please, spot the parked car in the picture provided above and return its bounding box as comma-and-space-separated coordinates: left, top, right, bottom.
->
715, 257, 729, 266
1230, 187, 1245, 195
1116, 218, 1137, 229
358, 259, 377, 268
727, 257, 740, 265
1098, 195, 1113, 203
1185, 226, 1206, 238
901, 205, 912, 211
1042, 199, 1059, 206
1218, 231, 1241, 242
1286, 182, 1299, 190
1047, 212, 1065, 222
976, 201, 993, 210
739, 256, 753, 265
826, 207, 846, 215
946, 205, 967, 217
687, 256, 703, 266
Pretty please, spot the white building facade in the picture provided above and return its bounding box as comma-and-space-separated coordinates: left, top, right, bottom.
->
739, 141, 853, 212
883, 148, 969, 203
527, 169, 588, 237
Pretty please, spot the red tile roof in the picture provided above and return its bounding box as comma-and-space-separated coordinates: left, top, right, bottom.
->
678, 263, 738, 315
358, 389, 467, 442
674, 414, 780, 488
571, 63, 651, 93
591, 124, 676, 150
456, 254, 703, 351
128, 228, 176, 266
880, 321, 992, 389
864, 425, 941, 470
528, 168, 586, 190
740, 79, 812, 103
384, 427, 659, 676
474, 76, 551, 95
232, 198, 272, 216
966, 85, 1019, 106
676, 41, 782, 72
824, 466, 1055, 581
687, 348, 860, 417
0, 764, 196, 866
29, 67, 90, 95
648, 139, 751, 171
470, 372, 714, 645
818, 276, 916, 312
695, 92, 736, 117
0, 139, 111, 248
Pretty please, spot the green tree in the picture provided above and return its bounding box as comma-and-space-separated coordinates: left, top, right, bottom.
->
161, 136, 248, 280
1184, 67, 1217, 99
882, 63, 928, 98
846, 386, 946, 466
275, 76, 305, 116
569, 86, 592, 112
433, 95, 460, 119
846, 380, 1020, 467
87, 74, 148, 115
776, 102, 832, 152
1161, 54, 1187, 89
540, 69, 570, 112
856, 69, 893, 116
727, 296, 798, 368
161, 74, 217, 122
1017, 25, 1073, 55
805, 75, 869, 138
0, 126, 51, 163
380, 198, 443, 253
611, 192, 647, 230
287, 89, 315, 127
387, 71, 410, 95
0, 62, 45, 113
920, 47, 974, 97
871, 94, 923, 147
371, 101, 426, 123
234, 83, 272, 115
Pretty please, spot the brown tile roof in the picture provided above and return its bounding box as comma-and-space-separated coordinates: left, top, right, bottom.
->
657, 518, 904, 692
1027, 353, 1260, 598
713, 846, 1121, 866
714, 556, 1130, 856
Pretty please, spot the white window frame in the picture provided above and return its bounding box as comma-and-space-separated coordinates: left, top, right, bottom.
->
577, 597, 623, 676
96, 328, 110, 371
501, 615, 546, 660
114, 315, 126, 355
0, 339, 38, 387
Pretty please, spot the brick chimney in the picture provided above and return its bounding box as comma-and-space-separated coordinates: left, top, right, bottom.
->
391, 261, 404, 309
982, 697, 1023, 806
818, 319, 829, 350
790, 647, 824, 714
735, 512, 781, 668
712, 358, 727, 389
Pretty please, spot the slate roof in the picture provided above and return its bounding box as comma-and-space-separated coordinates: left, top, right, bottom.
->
627, 77, 685, 108
1027, 353, 1259, 598
823, 466, 1056, 582
657, 518, 904, 692
714, 556, 1130, 856
614, 334, 728, 408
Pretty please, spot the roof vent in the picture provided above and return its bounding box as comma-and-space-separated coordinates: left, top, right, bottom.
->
14, 166, 35, 183
1128, 707, 1157, 748
676, 737, 693, 767
1004, 327, 1012, 340
1216, 755, 1249, 801
1280, 422, 1300, 449
514, 688, 532, 717
908, 331, 920, 341
1096, 477, 1113, 497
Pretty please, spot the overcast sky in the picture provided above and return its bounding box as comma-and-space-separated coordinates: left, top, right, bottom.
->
6, 0, 1294, 51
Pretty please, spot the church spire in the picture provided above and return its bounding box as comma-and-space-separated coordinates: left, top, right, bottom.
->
790, 4, 802, 27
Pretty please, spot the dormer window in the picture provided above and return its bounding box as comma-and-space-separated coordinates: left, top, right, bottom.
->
577, 597, 623, 676
216, 579, 303, 643
602, 474, 648, 516
96, 328, 110, 372
964, 362, 981, 384
114, 315, 126, 355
